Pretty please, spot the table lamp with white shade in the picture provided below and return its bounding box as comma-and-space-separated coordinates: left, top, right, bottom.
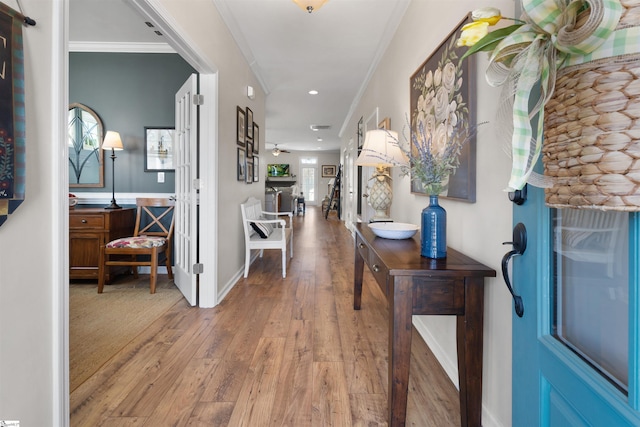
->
355, 129, 407, 221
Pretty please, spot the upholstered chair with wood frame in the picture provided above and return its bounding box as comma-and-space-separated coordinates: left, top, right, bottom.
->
98, 198, 175, 294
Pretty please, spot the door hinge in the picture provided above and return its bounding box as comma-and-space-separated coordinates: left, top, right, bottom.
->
193, 178, 201, 189
193, 94, 204, 105
193, 263, 204, 274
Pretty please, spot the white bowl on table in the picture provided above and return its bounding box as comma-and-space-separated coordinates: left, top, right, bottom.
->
369, 222, 419, 239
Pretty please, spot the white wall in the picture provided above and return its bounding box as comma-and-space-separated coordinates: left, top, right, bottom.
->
340, 1, 516, 425
0, 1, 64, 425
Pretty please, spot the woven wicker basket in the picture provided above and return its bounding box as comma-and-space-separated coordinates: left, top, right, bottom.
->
543, 1, 640, 211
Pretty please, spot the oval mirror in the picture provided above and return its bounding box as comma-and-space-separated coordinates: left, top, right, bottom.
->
68, 103, 104, 187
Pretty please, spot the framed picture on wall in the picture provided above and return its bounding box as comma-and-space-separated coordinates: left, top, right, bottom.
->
409, 13, 476, 202
253, 156, 259, 182
322, 165, 336, 177
253, 123, 259, 154
237, 106, 246, 147
246, 159, 254, 184
246, 107, 253, 141
237, 147, 246, 181
144, 127, 175, 171
246, 141, 253, 158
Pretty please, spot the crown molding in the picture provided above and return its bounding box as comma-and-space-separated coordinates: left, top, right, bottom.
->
69, 41, 175, 53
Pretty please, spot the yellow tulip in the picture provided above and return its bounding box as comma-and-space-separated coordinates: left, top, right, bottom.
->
472, 7, 502, 26
456, 21, 489, 47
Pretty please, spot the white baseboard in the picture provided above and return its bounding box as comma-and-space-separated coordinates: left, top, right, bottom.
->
217, 251, 260, 303
412, 317, 459, 389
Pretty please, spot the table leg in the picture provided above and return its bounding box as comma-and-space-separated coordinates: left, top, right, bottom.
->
389, 276, 413, 427
353, 244, 364, 310
456, 277, 485, 427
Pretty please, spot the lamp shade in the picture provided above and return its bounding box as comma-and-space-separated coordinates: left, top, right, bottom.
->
355, 130, 407, 167
292, 0, 328, 13
102, 131, 124, 151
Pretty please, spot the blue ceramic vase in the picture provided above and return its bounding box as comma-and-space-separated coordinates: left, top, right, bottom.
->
421, 195, 446, 258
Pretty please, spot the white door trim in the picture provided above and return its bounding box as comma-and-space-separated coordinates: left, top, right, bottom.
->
129, 0, 219, 308
197, 74, 219, 308
55, 1, 70, 424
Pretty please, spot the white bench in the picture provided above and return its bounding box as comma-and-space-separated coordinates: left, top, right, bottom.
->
241, 196, 293, 278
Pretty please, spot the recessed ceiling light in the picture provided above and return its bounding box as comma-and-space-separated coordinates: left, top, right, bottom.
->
308, 90, 318, 95
317, 138, 323, 142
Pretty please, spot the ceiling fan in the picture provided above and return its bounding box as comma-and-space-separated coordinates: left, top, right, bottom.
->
272, 144, 291, 156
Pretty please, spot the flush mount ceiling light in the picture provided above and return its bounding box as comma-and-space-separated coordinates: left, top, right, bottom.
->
308, 90, 319, 95
310, 124, 331, 131
292, 0, 329, 13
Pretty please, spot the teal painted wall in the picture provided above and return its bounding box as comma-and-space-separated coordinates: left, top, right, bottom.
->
69, 52, 196, 193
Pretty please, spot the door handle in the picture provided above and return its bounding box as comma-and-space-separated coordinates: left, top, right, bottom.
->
501, 222, 526, 317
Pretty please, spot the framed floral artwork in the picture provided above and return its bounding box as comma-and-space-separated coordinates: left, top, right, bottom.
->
410, 13, 476, 202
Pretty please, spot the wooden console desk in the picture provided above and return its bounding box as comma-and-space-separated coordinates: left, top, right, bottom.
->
353, 223, 496, 427
69, 207, 135, 281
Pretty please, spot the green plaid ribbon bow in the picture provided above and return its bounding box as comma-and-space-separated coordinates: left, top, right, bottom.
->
485, 0, 623, 191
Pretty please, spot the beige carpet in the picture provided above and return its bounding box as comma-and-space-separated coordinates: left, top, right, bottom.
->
69, 276, 183, 391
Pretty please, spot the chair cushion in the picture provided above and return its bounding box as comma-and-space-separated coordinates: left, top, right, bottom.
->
106, 236, 167, 249
250, 221, 273, 239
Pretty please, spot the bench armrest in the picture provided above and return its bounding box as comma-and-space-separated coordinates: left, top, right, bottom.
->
262, 210, 293, 218
261, 210, 293, 227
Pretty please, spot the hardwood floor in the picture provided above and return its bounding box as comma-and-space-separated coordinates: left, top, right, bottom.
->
70, 206, 460, 426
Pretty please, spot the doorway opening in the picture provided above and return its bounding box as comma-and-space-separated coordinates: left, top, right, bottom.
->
300, 157, 317, 205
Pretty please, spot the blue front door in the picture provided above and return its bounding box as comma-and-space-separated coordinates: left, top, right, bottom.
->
511, 182, 640, 425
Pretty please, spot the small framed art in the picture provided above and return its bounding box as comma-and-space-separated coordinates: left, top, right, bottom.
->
246, 159, 254, 184
246, 107, 253, 141
322, 165, 336, 177
237, 106, 246, 146
237, 147, 246, 181
144, 127, 174, 171
253, 123, 259, 154
253, 156, 259, 182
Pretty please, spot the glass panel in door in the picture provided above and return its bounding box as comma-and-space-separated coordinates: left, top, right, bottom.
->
553, 209, 629, 390
301, 166, 316, 202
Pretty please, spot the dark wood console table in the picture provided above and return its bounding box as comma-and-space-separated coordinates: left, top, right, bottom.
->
69, 207, 135, 281
353, 223, 496, 427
